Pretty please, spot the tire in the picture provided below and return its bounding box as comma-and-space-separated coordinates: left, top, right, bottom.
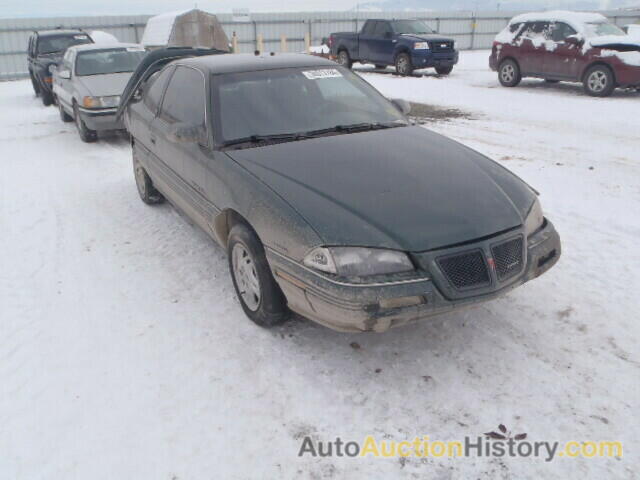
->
57, 98, 73, 122
498, 59, 521, 87
336, 50, 353, 69
395, 52, 413, 76
583, 65, 615, 97
435, 65, 453, 75
227, 223, 289, 328
29, 71, 40, 96
73, 103, 97, 143
374, 64, 386, 70
41, 89, 53, 106
132, 143, 164, 205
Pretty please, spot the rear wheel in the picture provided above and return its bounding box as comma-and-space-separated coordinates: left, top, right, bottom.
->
498, 59, 521, 87
73, 102, 97, 143
336, 50, 353, 69
227, 223, 289, 327
132, 144, 164, 205
583, 65, 615, 97
435, 65, 453, 75
395, 53, 413, 76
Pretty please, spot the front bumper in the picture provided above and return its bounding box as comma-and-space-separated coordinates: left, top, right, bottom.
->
411, 49, 459, 69
267, 219, 560, 333
78, 107, 123, 131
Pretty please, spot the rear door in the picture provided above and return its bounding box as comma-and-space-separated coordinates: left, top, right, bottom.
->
516, 21, 550, 74
542, 22, 582, 79
358, 20, 378, 62
154, 65, 214, 228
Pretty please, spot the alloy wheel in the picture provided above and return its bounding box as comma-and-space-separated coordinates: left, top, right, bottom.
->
232, 243, 261, 311
587, 70, 608, 93
501, 64, 515, 83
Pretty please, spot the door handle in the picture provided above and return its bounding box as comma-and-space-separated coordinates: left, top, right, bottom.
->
150, 135, 156, 145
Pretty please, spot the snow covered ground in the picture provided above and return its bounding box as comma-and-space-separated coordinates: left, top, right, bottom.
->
1, 50, 639, 479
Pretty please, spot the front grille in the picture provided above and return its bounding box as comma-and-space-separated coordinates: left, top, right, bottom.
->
492, 237, 524, 281
437, 250, 490, 290
429, 41, 454, 52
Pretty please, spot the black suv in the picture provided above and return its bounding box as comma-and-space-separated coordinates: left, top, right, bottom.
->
27, 29, 93, 106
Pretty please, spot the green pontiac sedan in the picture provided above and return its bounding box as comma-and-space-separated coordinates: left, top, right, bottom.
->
123, 52, 560, 332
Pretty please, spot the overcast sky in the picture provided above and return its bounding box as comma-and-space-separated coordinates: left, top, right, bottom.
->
0, 0, 628, 18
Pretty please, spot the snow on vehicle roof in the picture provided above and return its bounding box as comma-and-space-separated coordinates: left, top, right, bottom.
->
509, 10, 608, 31
141, 9, 191, 47
67, 42, 143, 52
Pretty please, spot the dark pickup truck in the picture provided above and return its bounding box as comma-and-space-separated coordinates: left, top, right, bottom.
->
329, 19, 459, 76
27, 29, 93, 106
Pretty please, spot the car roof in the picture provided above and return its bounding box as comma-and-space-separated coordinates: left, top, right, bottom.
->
175, 53, 338, 75
67, 42, 142, 53
34, 29, 87, 37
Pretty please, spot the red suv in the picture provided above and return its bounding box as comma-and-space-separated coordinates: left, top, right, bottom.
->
490, 11, 640, 97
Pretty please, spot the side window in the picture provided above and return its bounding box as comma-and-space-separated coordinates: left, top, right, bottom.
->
362, 21, 377, 35
143, 66, 174, 113
521, 21, 551, 39
159, 66, 207, 140
374, 21, 392, 36
28, 36, 33, 57
550, 22, 577, 42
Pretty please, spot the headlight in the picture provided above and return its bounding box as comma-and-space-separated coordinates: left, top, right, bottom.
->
82, 95, 120, 108
524, 198, 544, 237
304, 247, 414, 277
413, 42, 430, 50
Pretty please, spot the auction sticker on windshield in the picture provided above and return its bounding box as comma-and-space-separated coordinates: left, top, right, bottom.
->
302, 69, 343, 80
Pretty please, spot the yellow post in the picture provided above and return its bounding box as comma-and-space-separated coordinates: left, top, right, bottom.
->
232, 32, 238, 53
304, 33, 311, 53
256, 33, 264, 53
280, 34, 287, 52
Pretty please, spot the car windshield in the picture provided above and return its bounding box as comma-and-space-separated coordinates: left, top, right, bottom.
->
213, 66, 408, 145
75, 48, 146, 76
584, 22, 626, 37
391, 20, 435, 35
37, 34, 91, 55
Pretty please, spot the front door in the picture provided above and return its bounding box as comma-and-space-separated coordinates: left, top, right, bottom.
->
154, 65, 215, 230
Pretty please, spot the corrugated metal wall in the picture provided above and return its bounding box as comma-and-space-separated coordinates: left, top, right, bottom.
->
2, 10, 639, 81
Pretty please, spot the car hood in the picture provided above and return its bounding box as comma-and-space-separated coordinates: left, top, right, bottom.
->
400, 34, 454, 44
227, 126, 535, 252
588, 35, 640, 49
77, 72, 134, 97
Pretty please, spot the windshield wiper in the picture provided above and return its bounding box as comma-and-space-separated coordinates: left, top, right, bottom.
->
221, 132, 308, 149
304, 121, 407, 137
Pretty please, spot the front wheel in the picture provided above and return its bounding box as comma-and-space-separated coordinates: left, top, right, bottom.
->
583, 65, 615, 97
41, 89, 53, 106
336, 50, 353, 69
58, 98, 73, 122
435, 66, 453, 75
73, 103, 97, 143
228, 223, 289, 327
498, 59, 521, 87
395, 53, 413, 76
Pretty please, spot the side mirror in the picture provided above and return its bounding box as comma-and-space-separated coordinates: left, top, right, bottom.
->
58, 69, 71, 79
167, 122, 206, 144
565, 35, 583, 46
391, 98, 411, 116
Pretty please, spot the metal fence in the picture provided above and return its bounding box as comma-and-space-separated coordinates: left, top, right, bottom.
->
2, 9, 639, 81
